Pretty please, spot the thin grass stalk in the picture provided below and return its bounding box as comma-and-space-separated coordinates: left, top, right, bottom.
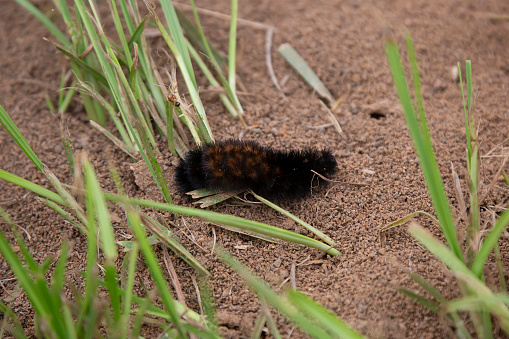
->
187, 41, 238, 117
228, 0, 238, 92
0, 209, 65, 338
252, 191, 336, 246
166, 100, 177, 157
188, 0, 219, 67
406, 36, 431, 141
108, 0, 133, 68
76, 171, 100, 338
287, 290, 366, 339
120, 241, 138, 338
471, 208, 509, 277
459, 62, 480, 264
186, 0, 243, 117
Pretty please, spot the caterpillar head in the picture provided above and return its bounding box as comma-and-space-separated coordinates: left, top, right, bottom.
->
314, 150, 337, 176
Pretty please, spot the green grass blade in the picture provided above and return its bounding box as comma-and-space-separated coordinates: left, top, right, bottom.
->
61, 127, 75, 177
398, 288, 440, 314
252, 192, 335, 246
407, 272, 447, 304
406, 35, 430, 140
458, 63, 472, 158
0, 300, 27, 339
166, 101, 178, 157
278, 43, 334, 105
228, 0, 238, 92
83, 160, 121, 325
77, 163, 100, 339
127, 15, 148, 51
108, 0, 133, 68
58, 81, 77, 114
13, 0, 70, 47
50, 241, 69, 299
409, 224, 509, 333
148, 6, 214, 143
141, 214, 210, 276
0, 209, 51, 327
287, 289, 366, 338
158, 0, 196, 88
89, 121, 136, 158
83, 161, 117, 261
187, 41, 238, 118
105, 194, 340, 256
385, 38, 462, 261
217, 248, 335, 339
43, 166, 88, 226
120, 241, 138, 338
175, 9, 227, 71
471, 208, 509, 277
0, 105, 44, 172
135, 120, 173, 205
0, 169, 65, 205
0, 208, 38, 272
44, 40, 108, 87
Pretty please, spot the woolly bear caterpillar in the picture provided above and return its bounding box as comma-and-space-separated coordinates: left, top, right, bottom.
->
175, 139, 337, 201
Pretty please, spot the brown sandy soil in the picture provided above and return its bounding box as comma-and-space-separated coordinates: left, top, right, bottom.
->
1, 0, 509, 337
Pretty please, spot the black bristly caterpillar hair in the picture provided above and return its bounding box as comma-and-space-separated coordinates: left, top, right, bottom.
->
175, 139, 337, 201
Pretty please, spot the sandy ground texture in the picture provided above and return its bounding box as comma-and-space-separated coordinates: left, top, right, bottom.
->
1, 0, 509, 337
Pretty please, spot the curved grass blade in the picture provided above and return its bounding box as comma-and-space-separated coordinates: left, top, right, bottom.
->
0, 169, 65, 206
0, 105, 44, 172
105, 194, 340, 256
252, 191, 335, 246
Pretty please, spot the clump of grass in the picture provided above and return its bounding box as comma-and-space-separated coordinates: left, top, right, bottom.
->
0, 170, 215, 338
385, 34, 509, 336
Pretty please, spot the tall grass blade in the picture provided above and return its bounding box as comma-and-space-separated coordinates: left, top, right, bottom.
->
148, 4, 214, 142
175, 9, 227, 71
384, 37, 462, 261
0, 105, 44, 172
228, 0, 239, 92
0, 208, 62, 337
